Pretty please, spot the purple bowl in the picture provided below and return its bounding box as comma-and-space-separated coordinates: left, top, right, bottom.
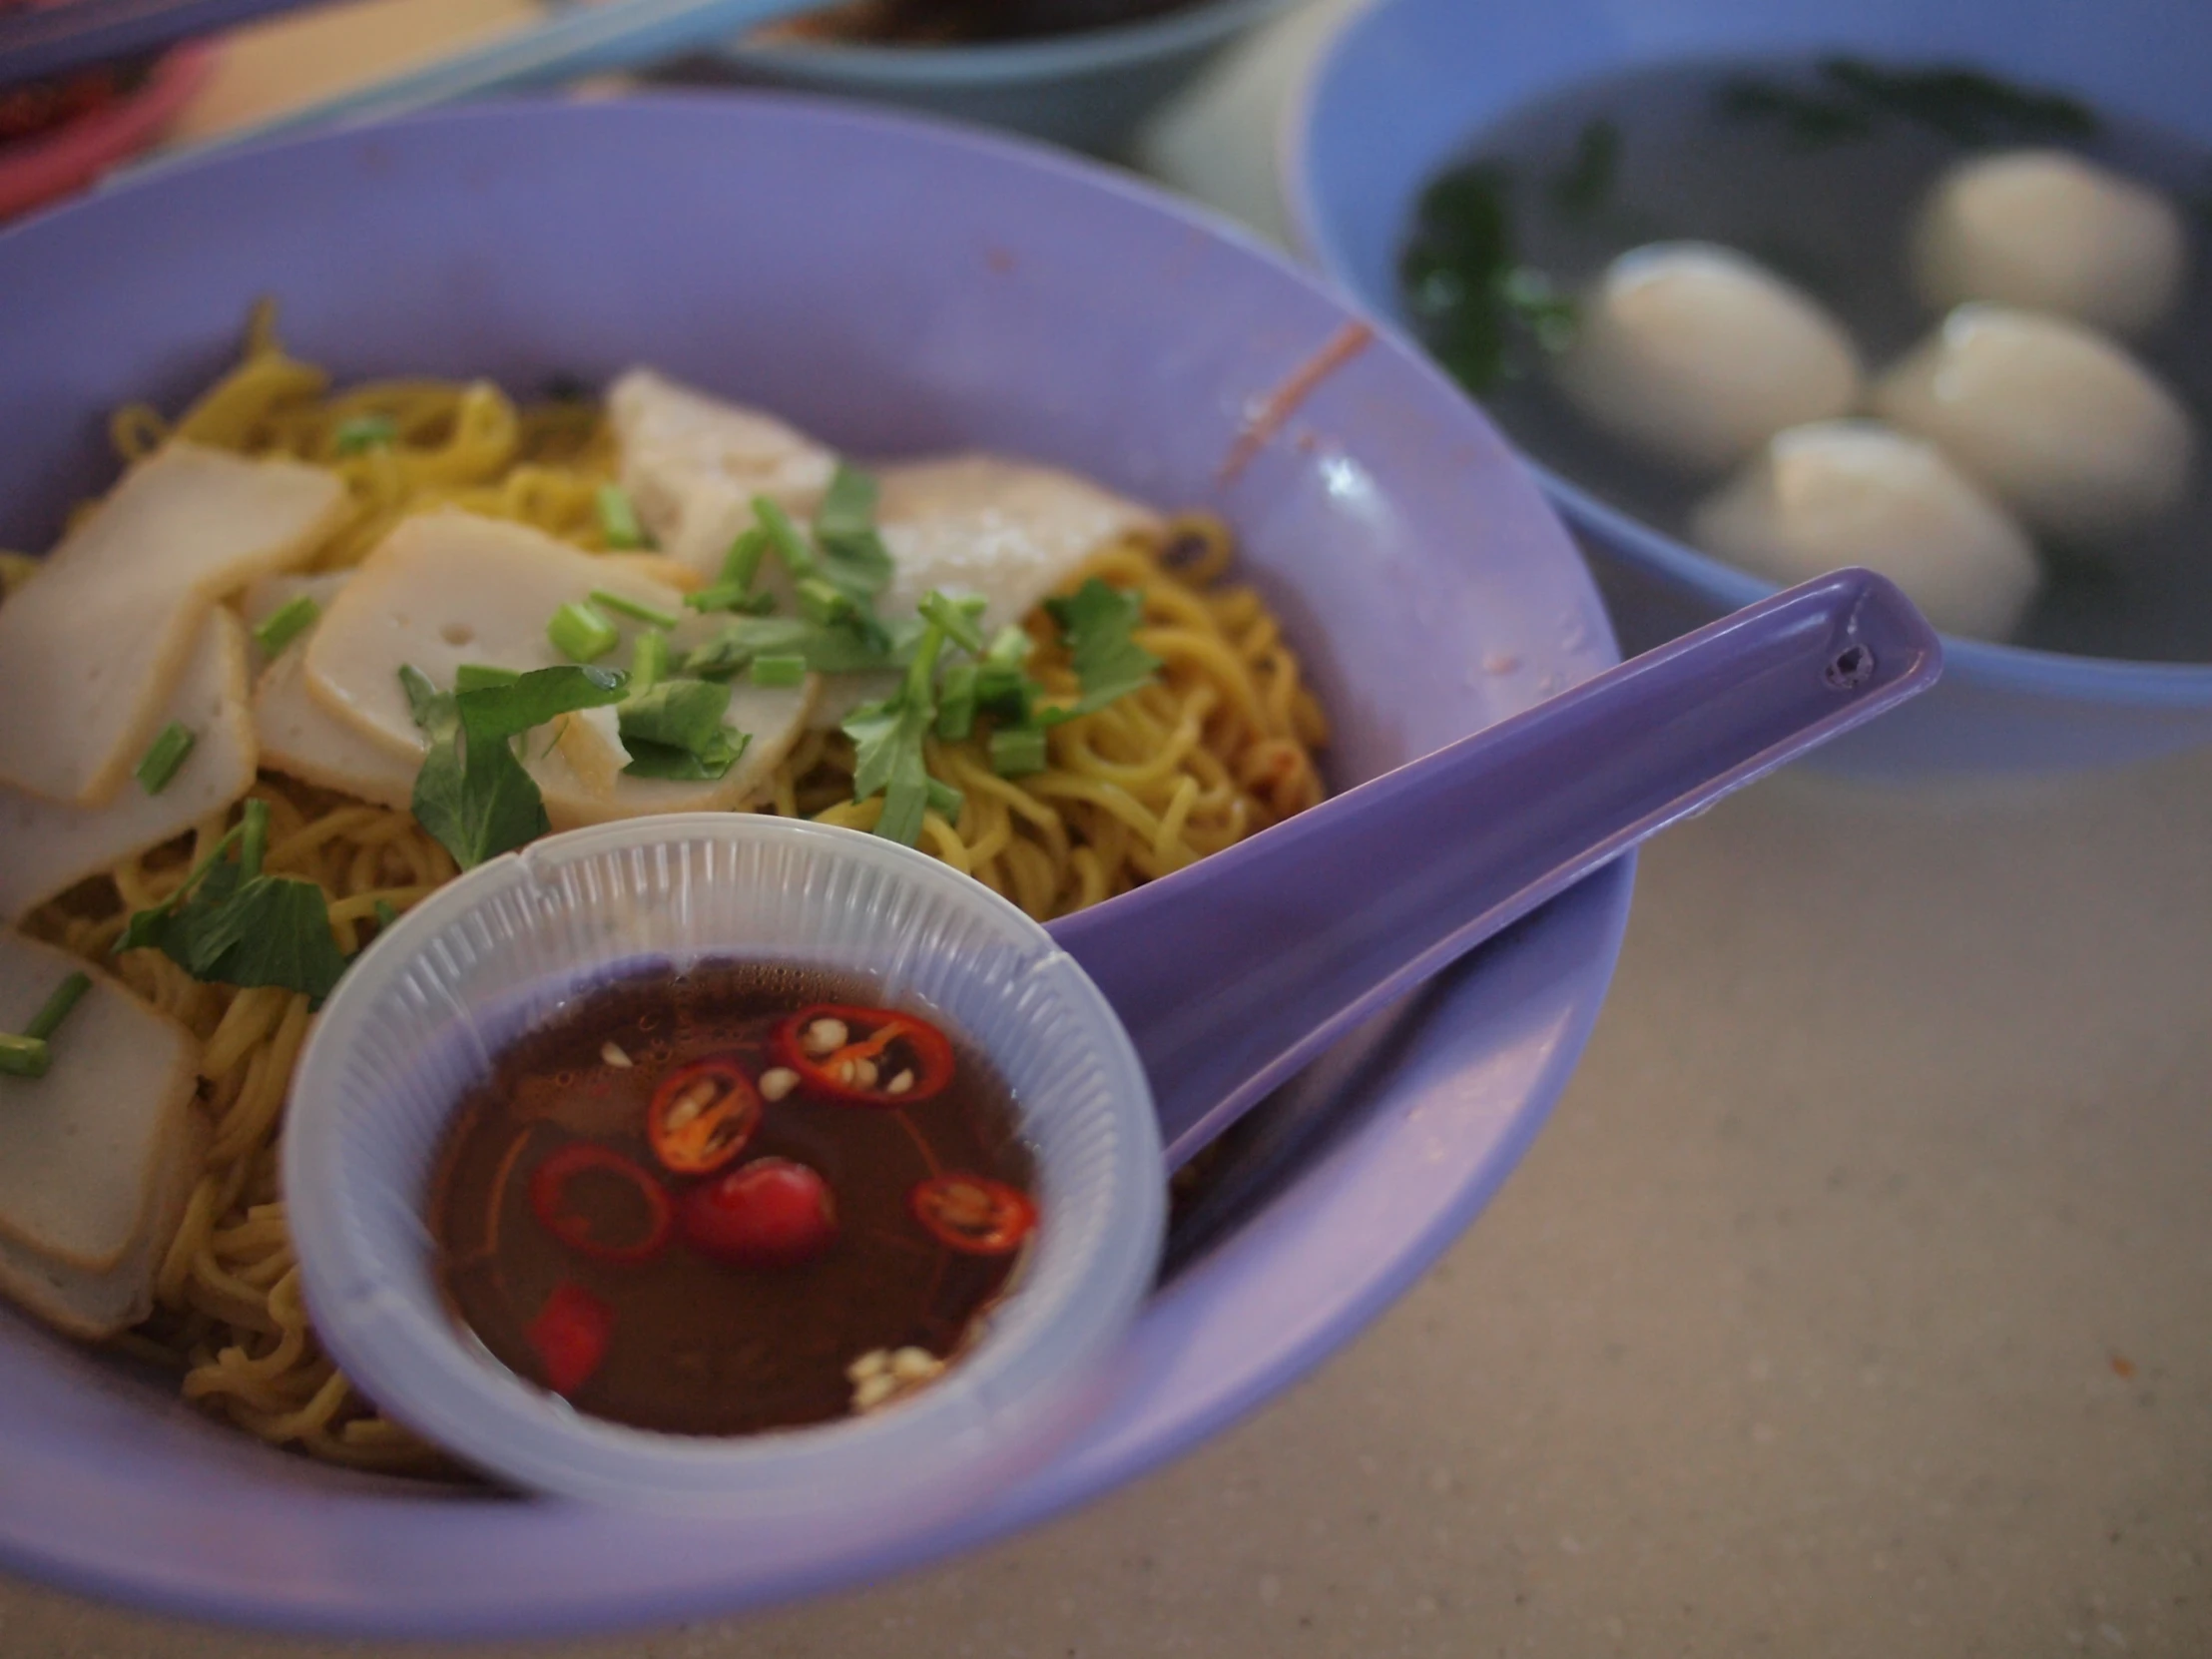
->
0, 94, 1630, 1637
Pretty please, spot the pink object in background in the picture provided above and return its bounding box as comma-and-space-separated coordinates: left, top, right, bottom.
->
0, 42, 216, 221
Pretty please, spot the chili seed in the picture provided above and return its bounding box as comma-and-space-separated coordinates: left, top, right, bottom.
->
760, 1067, 799, 1102
853, 1373, 898, 1411
886, 1069, 914, 1096
803, 1018, 847, 1056
845, 1349, 890, 1383
888, 1347, 941, 1383
852, 1057, 879, 1088
600, 1041, 632, 1069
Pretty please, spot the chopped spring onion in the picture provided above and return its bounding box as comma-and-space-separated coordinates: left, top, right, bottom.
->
924, 778, 965, 822
988, 728, 1048, 779
134, 722, 197, 795
748, 653, 806, 688
454, 663, 522, 693
0, 969, 93, 1077
721, 526, 768, 592
589, 588, 680, 631
596, 484, 650, 549
751, 497, 817, 579
251, 594, 321, 656
918, 590, 988, 657
549, 600, 619, 664
935, 662, 978, 742
684, 582, 778, 615
332, 414, 397, 455
631, 630, 671, 696
795, 577, 855, 627
0, 1035, 49, 1079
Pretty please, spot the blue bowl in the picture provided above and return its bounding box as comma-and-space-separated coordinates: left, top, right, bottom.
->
1288, 0, 2212, 776
696, 0, 1292, 155
0, 94, 1628, 1636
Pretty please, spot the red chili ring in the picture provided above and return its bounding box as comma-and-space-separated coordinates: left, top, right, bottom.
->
910, 1172, 1038, 1256
773, 1002, 957, 1106
527, 1142, 674, 1266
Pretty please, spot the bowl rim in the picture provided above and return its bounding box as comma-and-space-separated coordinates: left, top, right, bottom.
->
0, 89, 1635, 1637
1280, 0, 2212, 707
711, 0, 1294, 85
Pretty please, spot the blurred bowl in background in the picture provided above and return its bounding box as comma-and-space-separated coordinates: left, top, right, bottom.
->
1289, 0, 2212, 777
694, 0, 1293, 154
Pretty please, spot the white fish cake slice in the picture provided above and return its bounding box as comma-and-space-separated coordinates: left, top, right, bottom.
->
253, 645, 418, 813
0, 932, 200, 1275
0, 1105, 208, 1341
610, 368, 838, 575
302, 510, 694, 760
871, 454, 1158, 633
0, 609, 257, 922
0, 443, 346, 808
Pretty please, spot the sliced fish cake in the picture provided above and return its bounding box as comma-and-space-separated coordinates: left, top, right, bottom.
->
0, 443, 346, 807
0, 609, 258, 922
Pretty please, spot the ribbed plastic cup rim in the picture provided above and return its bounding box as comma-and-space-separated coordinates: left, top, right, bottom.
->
283, 815, 1164, 1521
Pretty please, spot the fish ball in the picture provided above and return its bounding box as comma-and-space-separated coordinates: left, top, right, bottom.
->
1692, 420, 2039, 640
1873, 304, 2194, 544
1912, 149, 2186, 337
1554, 243, 1862, 474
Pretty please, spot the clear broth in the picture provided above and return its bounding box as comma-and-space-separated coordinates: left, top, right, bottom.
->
1420, 56, 2212, 661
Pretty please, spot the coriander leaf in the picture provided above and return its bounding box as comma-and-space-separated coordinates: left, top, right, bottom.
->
814, 462, 894, 598
618, 680, 744, 781
1042, 579, 1161, 717
619, 733, 749, 781
683, 616, 893, 679
844, 695, 933, 846
116, 833, 348, 1002
401, 665, 623, 869
457, 665, 626, 744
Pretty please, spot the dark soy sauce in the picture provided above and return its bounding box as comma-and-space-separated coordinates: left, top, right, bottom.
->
1410, 56, 2212, 662
428, 961, 1032, 1437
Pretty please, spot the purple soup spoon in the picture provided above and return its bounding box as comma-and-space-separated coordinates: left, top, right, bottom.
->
1047, 566, 1940, 1169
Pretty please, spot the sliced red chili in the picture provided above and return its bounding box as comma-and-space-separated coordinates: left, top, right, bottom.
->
524, 1280, 613, 1395
773, 1002, 956, 1106
910, 1173, 1037, 1256
647, 1055, 763, 1176
528, 1143, 673, 1266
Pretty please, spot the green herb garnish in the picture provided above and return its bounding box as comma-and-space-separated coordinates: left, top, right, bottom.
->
589, 588, 680, 631
1398, 163, 1579, 392
684, 615, 894, 680
749, 653, 807, 689
114, 800, 349, 1002
988, 727, 1048, 779
813, 463, 896, 600
332, 414, 397, 455
1549, 118, 1621, 218
548, 600, 619, 664
134, 722, 197, 796
0, 971, 93, 1080
843, 617, 950, 847
596, 483, 651, 550
630, 630, 670, 697
454, 663, 522, 693
1041, 579, 1161, 718
616, 679, 747, 781
404, 664, 627, 868
1719, 56, 2098, 149
252, 594, 321, 656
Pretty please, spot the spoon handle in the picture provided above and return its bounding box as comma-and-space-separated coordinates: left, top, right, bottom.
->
1047, 567, 1940, 1169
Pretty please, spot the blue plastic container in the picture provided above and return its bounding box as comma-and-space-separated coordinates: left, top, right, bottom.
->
1290, 0, 2212, 776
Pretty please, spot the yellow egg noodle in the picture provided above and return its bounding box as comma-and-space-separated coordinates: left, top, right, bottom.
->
12, 311, 1328, 1472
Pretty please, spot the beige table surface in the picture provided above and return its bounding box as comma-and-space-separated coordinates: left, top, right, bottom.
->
6, 4, 2207, 1654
